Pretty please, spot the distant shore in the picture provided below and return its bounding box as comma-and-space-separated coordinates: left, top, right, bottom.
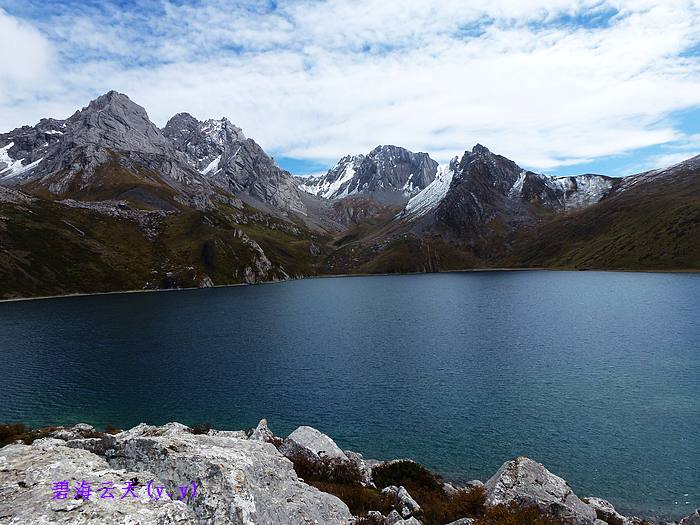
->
1, 266, 699, 304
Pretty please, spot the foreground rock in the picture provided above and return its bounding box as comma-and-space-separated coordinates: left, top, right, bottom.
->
0, 437, 193, 524
0, 422, 351, 524
484, 456, 597, 525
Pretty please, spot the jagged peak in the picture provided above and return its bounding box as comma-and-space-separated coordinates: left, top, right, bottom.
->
86, 90, 140, 112
471, 143, 492, 155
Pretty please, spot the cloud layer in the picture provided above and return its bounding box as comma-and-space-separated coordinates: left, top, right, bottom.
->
2, 0, 700, 174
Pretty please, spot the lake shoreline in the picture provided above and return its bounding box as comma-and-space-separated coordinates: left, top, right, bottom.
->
2, 266, 699, 304
1, 420, 695, 524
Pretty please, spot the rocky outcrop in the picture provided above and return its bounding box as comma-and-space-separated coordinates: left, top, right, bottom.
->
0, 436, 195, 524
0, 422, 351, 525
484, 456, 597, 525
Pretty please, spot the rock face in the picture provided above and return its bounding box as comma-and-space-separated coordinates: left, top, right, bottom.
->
299, 145, 438, 203
0, 421, 679, 525
484, 456, 597, 525
162, 112, 307, 215
0, 422, 351, 525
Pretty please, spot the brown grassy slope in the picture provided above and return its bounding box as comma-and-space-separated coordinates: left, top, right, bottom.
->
0, 200, 154, 299
505, 170, 700, 270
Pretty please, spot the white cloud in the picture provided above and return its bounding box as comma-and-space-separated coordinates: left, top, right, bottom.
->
0, 9, 53, 93
2, 0, 700, 174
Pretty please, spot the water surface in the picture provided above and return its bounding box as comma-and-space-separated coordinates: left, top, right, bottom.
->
0, 271, 698, 518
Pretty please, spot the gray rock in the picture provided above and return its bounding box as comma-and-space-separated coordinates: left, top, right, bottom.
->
391, 518, 422, 525
46, 422, 99, 442
345, 450, 374, 486
246, 418, 274, 442
586, 497, 645, 525
0, 437, 194, 524
484, 456, 597, 525
443, 482, 459, 497
2, 421, 352, 525
385, 510, 405, 524
445, 519, 475, 525
105, 423, 351, 524
280, 425, 350, 462
381, 485, 421, 518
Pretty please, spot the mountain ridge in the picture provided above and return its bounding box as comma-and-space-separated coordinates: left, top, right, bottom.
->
0, 91, 697, 299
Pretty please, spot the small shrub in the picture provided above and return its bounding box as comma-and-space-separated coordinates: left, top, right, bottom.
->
0, 423, 65, 447
105, 425, 122, 435
422, 486, 487, 524
0, 423, 28, 447
191, 423, 213, 435
290, 455, 364, 485
475, 503, 566, 525
310, 481, 392, 516
372, 460, 442, 492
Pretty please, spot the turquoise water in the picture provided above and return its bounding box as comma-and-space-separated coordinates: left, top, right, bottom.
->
0, 271, 698, 519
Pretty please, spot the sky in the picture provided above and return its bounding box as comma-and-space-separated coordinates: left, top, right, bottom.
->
2, 1, 700, 177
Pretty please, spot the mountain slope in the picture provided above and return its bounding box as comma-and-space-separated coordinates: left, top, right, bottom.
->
507, 156, 700, 270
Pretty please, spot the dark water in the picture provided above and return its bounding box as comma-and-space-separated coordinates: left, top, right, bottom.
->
0, 272, 698, 519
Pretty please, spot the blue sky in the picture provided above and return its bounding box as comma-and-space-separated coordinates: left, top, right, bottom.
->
2, 0, 700, 177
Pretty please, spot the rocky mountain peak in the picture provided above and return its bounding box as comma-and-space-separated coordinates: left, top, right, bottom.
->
299, 145, 438, 202
65, 91, 169, 154
163, 112, 200, 133
471, 143, 492, 155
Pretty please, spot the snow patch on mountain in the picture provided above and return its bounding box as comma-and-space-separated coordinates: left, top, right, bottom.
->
546, 174, 613, 209
509, 170, 527, 197
404, 161, 455, 217
0, 143, 43, 179
201, 155, 221, 176
300, 158, 359, 199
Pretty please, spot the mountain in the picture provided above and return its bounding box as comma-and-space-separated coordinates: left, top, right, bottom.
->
506, 154, 700, 270
0, 91, 697, 299
0, 91, 216, 210
162, 112, 307, 215
400, 144, 615, 244
298, 145, 438, 203
325, 145, 697, 273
